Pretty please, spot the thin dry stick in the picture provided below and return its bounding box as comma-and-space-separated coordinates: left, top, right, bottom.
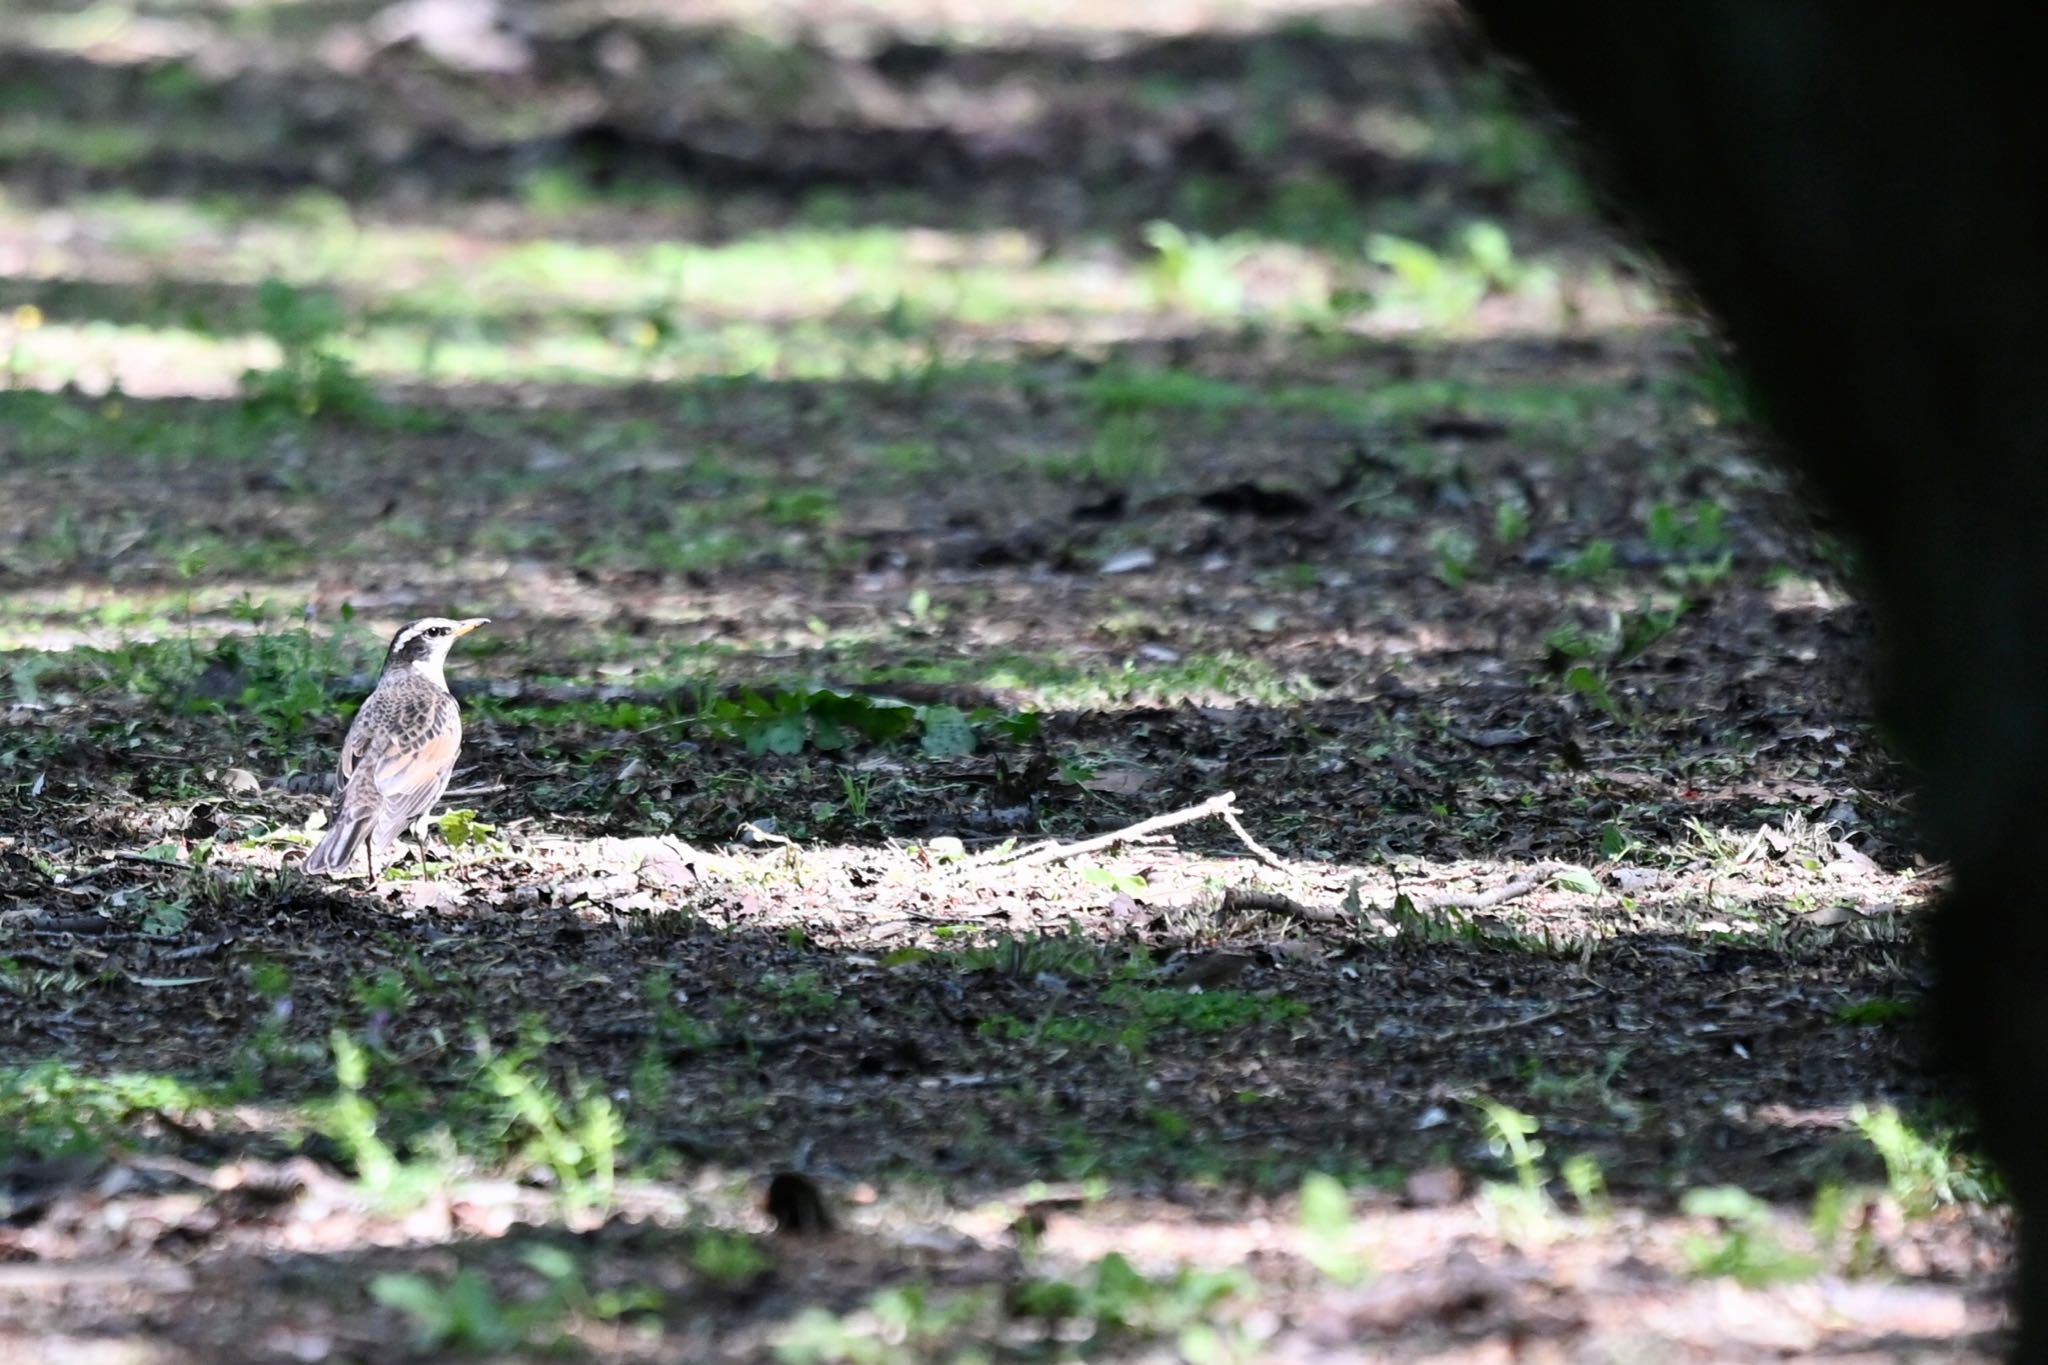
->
959, 791, 1242, 871
1400, 862, 1578, 913
1220, 886, 1346, 924
1220, 806, 1292, 872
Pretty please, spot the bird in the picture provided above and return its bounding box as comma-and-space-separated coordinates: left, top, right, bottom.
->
305, 616, 488, 880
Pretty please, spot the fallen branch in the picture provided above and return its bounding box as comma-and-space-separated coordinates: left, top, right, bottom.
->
1220, 886, 1347, 924
957, 791, 1244, 871
20, 914, 120, 935
1220, 805, 1293, 872
1399, 862, 1578, 913
158, 933, 238, 963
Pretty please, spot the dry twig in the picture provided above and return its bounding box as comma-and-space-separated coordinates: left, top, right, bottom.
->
1398, 862, 1579, 913
1220, 805, 1292, 872
958, 791, 1251, 871
1220, 886, 1346, 924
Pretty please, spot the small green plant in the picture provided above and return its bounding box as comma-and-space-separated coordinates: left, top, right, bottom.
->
1835, 997, 1915, 1026
353, 969, 416, 1020
371, 1268, 524, 1353
1646, 501, 1734, 589
1363, 222, 1530, 329
1105, 985, 1309, 1033
1852, 1104, 1995, 1214
1385, 891, 1482, 945
322, 1030, 436, 1209
139, 894, 191, 936
1010, 1252, 1251, 1350
1142, 222, 1247, 315
0, 1063, 215, 1159
1680, 1186, 1821, 1286
522, 164, 599, 216
1556, 538, 1617, 581
1086, 367, 1255, 417
763, 488, 838, 527
1563, 663, 1619, 719
1470, 1096, 1558, 1241
779, 1284, 998, 1364
1646, 501, 1728, 558
1612, 601, 1687, 664
1079, 866, 1148, 896
700, 687, 1015, 758
241, 277, 379, 420
755, 970, 842, 1021
1493, 499, 1531, 546
1298, 1172, 1371, 1285
877, 439, 940, 474
474, 1037, 622, 1216
689, 1229, 773, 1288
835, 767, 877, 822
1560, 1154, 1610, 1217
1430, 526, 1480, 587
1474, 1096, 1545, 1194
978, 1013, 1128, 1049
1045, 413, 1166, 484
950, 932, 1117, 981
372, 1244, 655, 1355
248, 960, 293, 1002
435, 808, 504, 853
1545, 599, 1688, 677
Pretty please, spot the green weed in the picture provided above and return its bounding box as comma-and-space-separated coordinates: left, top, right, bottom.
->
1835, 997, 1915, 1027
241, 277, 381, 420
1852, 1104, 1996, 1214
372, 1244, 660, 1355
475, 1036, 623, 1216
323, 1030, 445, 1211
699, 687, 1022, 758
778, 1284, 998, 1364
1143, 222, 1247, 315
1044, 412, 1166, 484
1680, 1186, 1821, 1286
1363, 222, 1537, 329
1011, 1252, 1250, 1350
0, 1062, 217, 1159
1105, 985, 1308, 1033
1298, 1172, 1371, 1285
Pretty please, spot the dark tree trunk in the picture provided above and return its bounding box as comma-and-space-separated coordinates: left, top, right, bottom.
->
1459, 6, 2048, 1355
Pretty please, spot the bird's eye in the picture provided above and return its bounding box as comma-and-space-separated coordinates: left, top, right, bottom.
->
430, 626, 448, 636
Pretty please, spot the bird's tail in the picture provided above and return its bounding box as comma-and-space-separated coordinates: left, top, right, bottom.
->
305, 810, 374, 875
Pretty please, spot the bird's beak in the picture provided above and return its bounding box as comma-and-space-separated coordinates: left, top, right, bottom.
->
453, 618, 490, 636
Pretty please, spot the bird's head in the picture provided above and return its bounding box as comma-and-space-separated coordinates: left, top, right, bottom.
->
384, 617, 489, 678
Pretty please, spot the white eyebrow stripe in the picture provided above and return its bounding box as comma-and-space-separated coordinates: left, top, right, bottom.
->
390, 621, 438, 652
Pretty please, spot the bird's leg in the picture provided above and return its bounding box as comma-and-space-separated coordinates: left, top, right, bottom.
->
363, 838, 375, 886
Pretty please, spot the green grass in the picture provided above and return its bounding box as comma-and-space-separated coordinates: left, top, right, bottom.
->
0, 1061, 226, 1159
0, 178, 1633, 397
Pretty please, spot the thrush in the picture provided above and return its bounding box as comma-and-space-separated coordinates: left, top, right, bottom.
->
305, 616, 487, 879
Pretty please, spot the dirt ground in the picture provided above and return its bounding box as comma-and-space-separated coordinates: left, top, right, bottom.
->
0, 1, 2013, 1361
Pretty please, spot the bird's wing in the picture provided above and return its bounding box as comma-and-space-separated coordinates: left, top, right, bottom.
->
366, 698, 463, 841
335, 693, 384, 784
